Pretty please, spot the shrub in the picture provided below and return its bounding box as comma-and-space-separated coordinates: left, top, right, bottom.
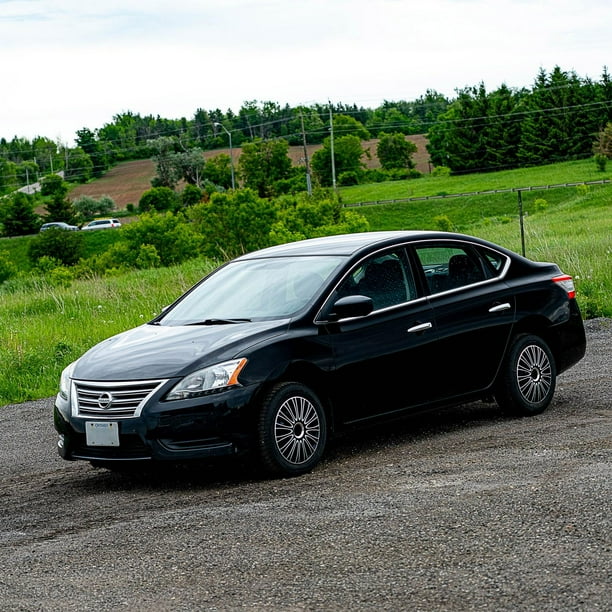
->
432, 166, 451, 177
139, 186, 180, 212
181, 184, 203, 207
533, 198, 548, 213
594, 154, 607, 172
28, 228, 84, 266
48, 266, 75, 287
433, 214, 454, 232
121, 212, 201, 266
135, 244, 162, 269
338, 171, 360, 186
576, 184, 590, 197
270, 192, 369, 244
190, 189, 278, 259
362, 169, 388, 183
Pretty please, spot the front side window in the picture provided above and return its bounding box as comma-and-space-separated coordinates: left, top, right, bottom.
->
334, 249, 415, 311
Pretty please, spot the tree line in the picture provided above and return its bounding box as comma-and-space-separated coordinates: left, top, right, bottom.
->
428, 66, 612, 173
1, 65, 611, 195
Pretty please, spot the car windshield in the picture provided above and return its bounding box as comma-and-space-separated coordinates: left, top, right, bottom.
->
158, 255, 345, 325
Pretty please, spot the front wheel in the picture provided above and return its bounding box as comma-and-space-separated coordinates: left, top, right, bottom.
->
495, 334, 557, 416
257, 382, 327, 477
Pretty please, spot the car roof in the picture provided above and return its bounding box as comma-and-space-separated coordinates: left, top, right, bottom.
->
236, 231, 510, 260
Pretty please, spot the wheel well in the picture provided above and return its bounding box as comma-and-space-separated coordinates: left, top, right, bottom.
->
273, 362, 336, 433
511, 316, 561, 364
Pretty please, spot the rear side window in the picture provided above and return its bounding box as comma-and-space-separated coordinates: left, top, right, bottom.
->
480, 247, 507, 273
415, 244, 489, 294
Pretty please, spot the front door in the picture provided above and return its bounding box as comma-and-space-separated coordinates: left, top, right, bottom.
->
320, 247, 439, 424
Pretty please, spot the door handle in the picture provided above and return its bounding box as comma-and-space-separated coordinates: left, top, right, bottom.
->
489, 302, 511, 313
407, 322, 433, 333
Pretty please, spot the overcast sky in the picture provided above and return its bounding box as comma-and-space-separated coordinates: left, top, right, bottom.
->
1, 0, 609, 145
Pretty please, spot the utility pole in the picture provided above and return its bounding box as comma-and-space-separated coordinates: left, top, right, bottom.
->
300, 111, 312, 195
214, 122, 235, 190
518, 190, 526, 257
329, 103, 336, 191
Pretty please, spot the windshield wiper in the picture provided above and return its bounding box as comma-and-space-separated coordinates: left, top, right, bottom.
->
186, 318, 251, 326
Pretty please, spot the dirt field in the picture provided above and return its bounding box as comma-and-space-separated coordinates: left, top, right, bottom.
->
0, 319, 610, 611
69, 136, 431, 209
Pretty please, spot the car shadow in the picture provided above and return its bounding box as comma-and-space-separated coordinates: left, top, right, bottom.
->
324, 398, 502, 462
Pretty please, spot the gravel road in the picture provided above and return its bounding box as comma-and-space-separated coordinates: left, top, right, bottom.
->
1, 319, 610, 611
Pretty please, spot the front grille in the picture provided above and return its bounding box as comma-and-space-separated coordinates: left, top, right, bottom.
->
74, 379, 167, 418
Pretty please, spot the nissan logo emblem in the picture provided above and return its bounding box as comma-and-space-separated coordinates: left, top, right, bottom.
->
97, 392, 113, 409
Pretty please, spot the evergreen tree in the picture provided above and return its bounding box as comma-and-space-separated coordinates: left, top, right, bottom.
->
427, 84, 490, 173
595, 67, 612, 126
518, 66, 594, 165
45, 194, 78, 224
0, 191, 41, 236
41, 174, 78, 223
517, 68, 556, 165
484, 84, 525, 169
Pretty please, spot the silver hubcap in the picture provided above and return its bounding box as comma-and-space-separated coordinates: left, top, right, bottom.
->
274, 395, 321, 465
516, 344, 552, 404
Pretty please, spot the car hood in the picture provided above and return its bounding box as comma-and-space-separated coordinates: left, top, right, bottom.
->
72, 320, 289, 381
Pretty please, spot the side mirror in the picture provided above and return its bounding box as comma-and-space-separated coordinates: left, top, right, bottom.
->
329, 295, 373, 321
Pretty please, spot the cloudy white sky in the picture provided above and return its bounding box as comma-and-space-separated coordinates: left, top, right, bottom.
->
1, 0, 609, 144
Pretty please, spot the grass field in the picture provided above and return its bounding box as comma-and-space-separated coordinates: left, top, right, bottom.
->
1, 157, 610, 405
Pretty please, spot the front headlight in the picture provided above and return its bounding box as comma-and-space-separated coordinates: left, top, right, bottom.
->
59, 361, 77, 401
166, 358, 247, 401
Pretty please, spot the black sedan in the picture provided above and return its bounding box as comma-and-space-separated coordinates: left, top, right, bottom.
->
54, 231, 586, 476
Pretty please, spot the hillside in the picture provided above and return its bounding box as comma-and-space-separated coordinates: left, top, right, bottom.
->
68, 136, 431, 209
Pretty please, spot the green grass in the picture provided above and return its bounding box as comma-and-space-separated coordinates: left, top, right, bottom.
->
0, 260, 216, 404
0, 158, 610, 405
340, 158, 610, 205
1, 234, 33, 271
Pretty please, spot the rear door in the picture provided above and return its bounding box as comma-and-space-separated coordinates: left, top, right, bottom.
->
411, 240, 516, 398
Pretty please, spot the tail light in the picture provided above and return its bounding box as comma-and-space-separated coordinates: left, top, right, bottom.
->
552, 274, 576, 299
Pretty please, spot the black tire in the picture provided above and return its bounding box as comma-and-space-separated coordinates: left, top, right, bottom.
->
495, 334, 557, 416
257, 382, 327, 477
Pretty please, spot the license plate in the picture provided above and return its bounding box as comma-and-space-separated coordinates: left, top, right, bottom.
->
86, 421, 120, 447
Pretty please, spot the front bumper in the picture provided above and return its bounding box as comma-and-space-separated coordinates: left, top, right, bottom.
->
54, 383, 260, 463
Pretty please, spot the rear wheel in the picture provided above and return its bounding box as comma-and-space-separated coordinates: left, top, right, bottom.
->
258, 382, 327, 476
495, 334, 556, 416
